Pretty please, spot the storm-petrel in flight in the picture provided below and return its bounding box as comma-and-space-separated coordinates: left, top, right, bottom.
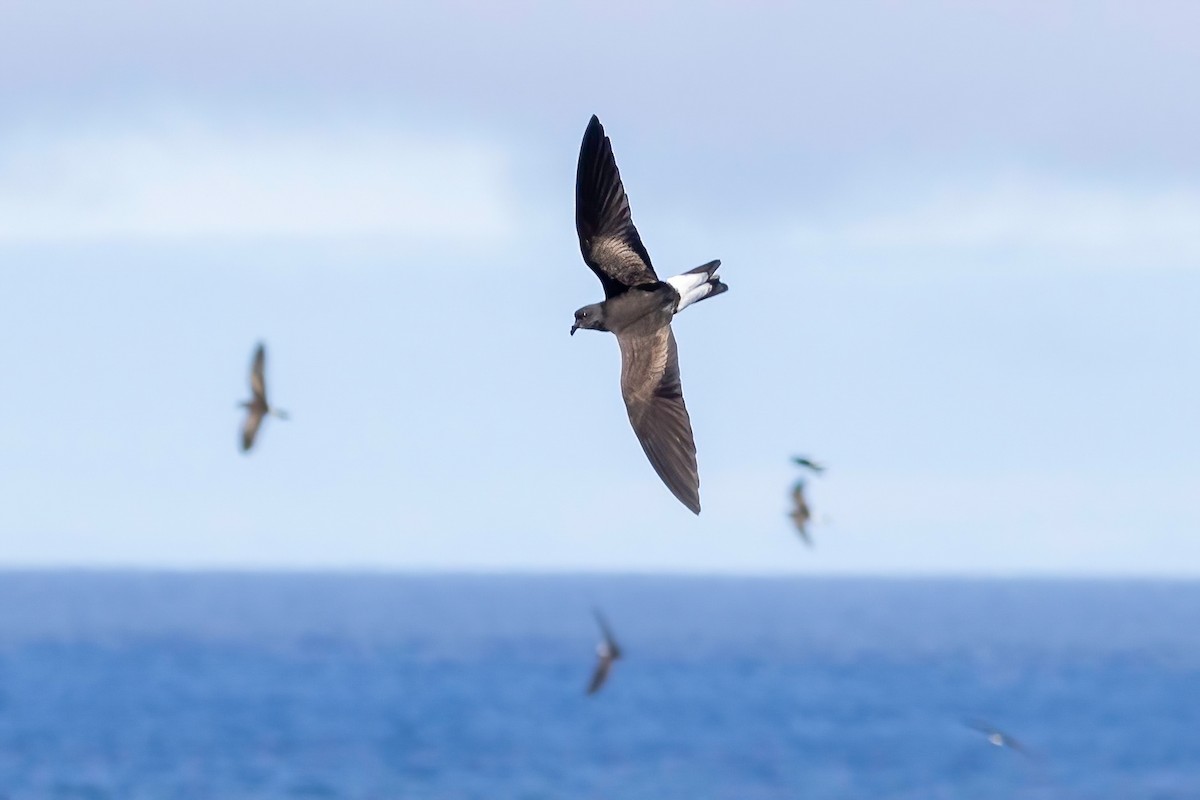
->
964, 719, 1029, 755
792, 455, 826, 475
587, 608, 623, 695
239, 342, 288, 452
790, 478, 813, 546
570, 115, 727, 514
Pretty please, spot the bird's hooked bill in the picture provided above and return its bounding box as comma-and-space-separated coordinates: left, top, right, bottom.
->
570, 324, 578, 335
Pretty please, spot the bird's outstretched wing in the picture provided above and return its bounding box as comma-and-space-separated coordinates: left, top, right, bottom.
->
790, 480, 812, 544
250, 343, 267, 403
792, 456, 825, 474
587, 654, 614, 695
575, 115, 658, 298
791, 480, 808, 508
242, 405, 265, 452
593, 608, 621, 657
965, 718, 1029, 755
617, 325, 700, 514
587, 609, 621, 695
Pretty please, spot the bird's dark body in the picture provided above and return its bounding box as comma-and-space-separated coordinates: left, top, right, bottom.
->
600, 284, 677, 334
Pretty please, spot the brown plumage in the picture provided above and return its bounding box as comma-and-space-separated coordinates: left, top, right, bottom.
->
618, 324, 700, 514
571, 115, 726, 514
587, 609, 623, 695
239, 342, 287, 452
790, 479, 812, 546
575, 116, 658, 298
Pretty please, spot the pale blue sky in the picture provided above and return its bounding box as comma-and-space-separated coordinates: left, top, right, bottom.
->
1, 1, 1198, 574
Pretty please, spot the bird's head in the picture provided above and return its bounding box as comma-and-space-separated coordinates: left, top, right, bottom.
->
570, 303, 608, 335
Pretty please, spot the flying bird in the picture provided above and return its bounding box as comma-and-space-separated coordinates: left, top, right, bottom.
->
587, 609, 623, 695
239, 342, 288, 452
792, 456, 825, 474
570, 115, 727, 514
790, 478, 813, 546
964, 719, 1029, 755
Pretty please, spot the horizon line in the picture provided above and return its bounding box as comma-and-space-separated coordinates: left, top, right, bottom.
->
0, 565, 1197, 582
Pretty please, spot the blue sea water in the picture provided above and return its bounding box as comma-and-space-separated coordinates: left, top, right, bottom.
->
0, 573, 1195, 799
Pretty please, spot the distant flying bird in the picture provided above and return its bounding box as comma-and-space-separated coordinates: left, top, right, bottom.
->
239, 342, 288, 452
570, 115, 727, 514
792, 456, 825, 474
587, 609, 623, 695
788, 456, 823, 545
790, 478, 813, 546
965, 719, 1029, 755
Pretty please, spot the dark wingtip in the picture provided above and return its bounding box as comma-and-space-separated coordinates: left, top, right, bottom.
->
668, 482, 701, 515
584, 115, 604, 141
684, 259, 722, 276
581, 117, 607, 163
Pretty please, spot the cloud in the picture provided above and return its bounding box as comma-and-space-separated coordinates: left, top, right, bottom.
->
787, 175, 1200, 266
0, 117, 516, 242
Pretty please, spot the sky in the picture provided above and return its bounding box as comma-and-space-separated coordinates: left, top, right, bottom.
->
1, 0, 1198, 575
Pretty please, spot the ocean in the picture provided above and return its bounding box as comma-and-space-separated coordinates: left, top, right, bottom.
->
0, 573, 1195, 799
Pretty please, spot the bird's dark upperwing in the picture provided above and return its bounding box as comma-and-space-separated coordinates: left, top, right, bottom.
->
587, 654, 613, 695
593, 609, 621, 657
965, 719, 1028, 754
790, 482, 812, 544
617, 325, 700, 514
792, 481, 807, 509
242, 405, 265, 452
576, 115, 658, 298
793, 456, 825, 474
250, 343, 267, 403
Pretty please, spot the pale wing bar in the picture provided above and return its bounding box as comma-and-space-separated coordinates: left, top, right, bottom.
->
575, 115, 658, 297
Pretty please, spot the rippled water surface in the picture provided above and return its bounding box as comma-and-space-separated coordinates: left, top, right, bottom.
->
0, 573, 1195, 799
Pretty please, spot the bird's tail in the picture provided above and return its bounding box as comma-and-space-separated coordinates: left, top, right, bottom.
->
667, 259, 727, 313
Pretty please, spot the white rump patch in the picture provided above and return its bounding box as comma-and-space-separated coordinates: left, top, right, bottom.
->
667, 270, 715, 313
